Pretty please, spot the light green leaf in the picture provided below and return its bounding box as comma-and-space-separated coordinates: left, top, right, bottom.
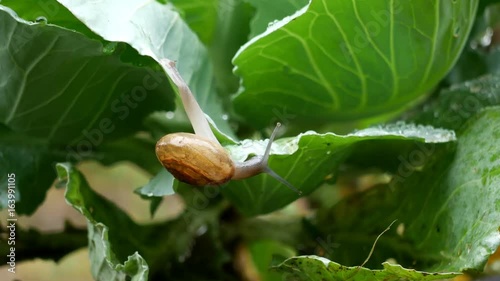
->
136, 169, 175, 198
222, 123, 455, 216
273, 256, 459, 281
56, 0, 233, 135
56, 162, 149, 281
88, 224, 149, 281
233, 0, 478, 128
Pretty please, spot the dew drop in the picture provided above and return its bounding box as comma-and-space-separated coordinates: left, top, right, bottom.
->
35, 16, 47, 24
166, 111, 175, 119
222, 114, 228, 121
102, 42, 117, 54
196, 224, 207, 236
480, 27, 494, 47
397, 223, 405, 236
267, 19, 279, 28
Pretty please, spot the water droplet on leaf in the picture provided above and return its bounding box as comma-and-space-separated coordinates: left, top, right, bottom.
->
267, 19, 279, 28
35, 16, 47, 24
102, 42, 117, 54
166, 111, 175, 119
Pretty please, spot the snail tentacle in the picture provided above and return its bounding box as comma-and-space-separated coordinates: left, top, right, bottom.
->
233, 122, 301, 195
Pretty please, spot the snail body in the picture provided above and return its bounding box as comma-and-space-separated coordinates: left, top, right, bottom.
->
156, 59, 301, 194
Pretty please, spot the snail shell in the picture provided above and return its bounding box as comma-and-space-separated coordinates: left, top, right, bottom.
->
155, 133, 235, 186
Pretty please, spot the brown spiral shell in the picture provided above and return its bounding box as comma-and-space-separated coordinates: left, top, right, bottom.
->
155, 133, 235, 186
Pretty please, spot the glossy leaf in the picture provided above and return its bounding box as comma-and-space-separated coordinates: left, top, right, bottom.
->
316, 107, 500, 272
222, 123, 455, 215
139, 122, 455, 216
273, 256, 459, 281
233, 0, 478, 127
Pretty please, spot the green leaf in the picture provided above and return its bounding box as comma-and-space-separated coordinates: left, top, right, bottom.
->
0, 0, 100, 40
56, 0, 233, 135
222, 123, 455, 216
0, 125, 65, 214
0, 5, 175, 213
233, 0, 478, 128
272, 256, 459, 281
56, 162, 229, 279
168, 0, 253, 97
56, 163, 149, 281
169, 0, 218, 45
249, 240, 296, 281
97, 136, 160, 175
209, 0, 253, 97
447, 3, 500, 84
409, 73, 500, 131
316, 107, 500, 272
0, 5, 174, 144
244, 0, 309, 39
88, 224, 149, 281
136, 169, 175, 198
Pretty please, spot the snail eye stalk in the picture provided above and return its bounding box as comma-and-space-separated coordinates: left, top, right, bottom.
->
262, 123, 302, 195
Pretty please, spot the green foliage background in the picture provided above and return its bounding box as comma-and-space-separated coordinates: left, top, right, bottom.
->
1, 0, 500, 280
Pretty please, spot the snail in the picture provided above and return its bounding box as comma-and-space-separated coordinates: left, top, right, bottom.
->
155, 59, 301, 194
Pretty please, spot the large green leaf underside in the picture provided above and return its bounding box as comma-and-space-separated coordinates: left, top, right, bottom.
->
273, 256, 459, 281
233, 0, 478, 127
221, 123, 455, 216
0, 6, 174, 144
56, 0, 232, 135
0, 128, 59, 214
317, 107, 500, 272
